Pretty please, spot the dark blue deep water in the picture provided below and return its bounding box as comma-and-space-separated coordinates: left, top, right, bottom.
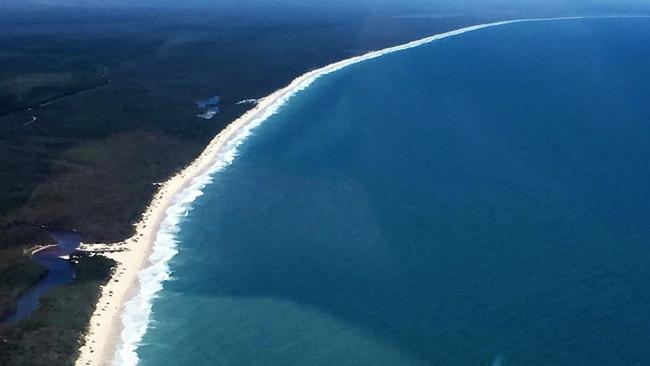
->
138, 18, 650, 365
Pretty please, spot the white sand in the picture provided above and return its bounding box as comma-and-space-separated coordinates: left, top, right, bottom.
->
74, 68, 338, 365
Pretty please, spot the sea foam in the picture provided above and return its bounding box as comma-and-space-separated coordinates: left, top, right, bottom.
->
111, 15, 631, 366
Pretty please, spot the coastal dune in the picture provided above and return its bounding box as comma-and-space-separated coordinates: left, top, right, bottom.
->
74, 16, 616, 366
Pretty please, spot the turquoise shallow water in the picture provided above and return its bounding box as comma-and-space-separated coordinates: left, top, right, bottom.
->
137, 18, 650, 365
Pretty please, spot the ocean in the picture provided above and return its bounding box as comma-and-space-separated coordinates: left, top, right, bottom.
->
122, 17, 650, 365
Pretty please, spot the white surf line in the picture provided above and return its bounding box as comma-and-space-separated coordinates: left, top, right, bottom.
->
108, 15, 646, 366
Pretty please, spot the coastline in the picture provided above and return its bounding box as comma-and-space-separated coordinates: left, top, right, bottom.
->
74, 15, 610, 366
29, 244, 58, 256
73, 84, 298, 366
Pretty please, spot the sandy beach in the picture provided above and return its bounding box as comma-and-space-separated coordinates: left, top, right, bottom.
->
74, 62, 352, 365
74, 16, 593, 366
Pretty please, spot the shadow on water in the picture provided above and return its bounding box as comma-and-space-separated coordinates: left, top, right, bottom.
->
0, 229, 80, 326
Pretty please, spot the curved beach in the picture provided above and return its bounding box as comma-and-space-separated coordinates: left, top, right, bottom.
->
74, 15, 602, 366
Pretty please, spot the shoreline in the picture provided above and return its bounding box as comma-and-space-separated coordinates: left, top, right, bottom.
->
74, 67, 336, 365
74, 15, 621, 366
29, 244, 58, 256
73, 83, 298, 366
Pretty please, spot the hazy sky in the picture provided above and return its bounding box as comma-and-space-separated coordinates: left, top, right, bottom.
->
2, 0, 649, 17
4, 0, 650, 9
